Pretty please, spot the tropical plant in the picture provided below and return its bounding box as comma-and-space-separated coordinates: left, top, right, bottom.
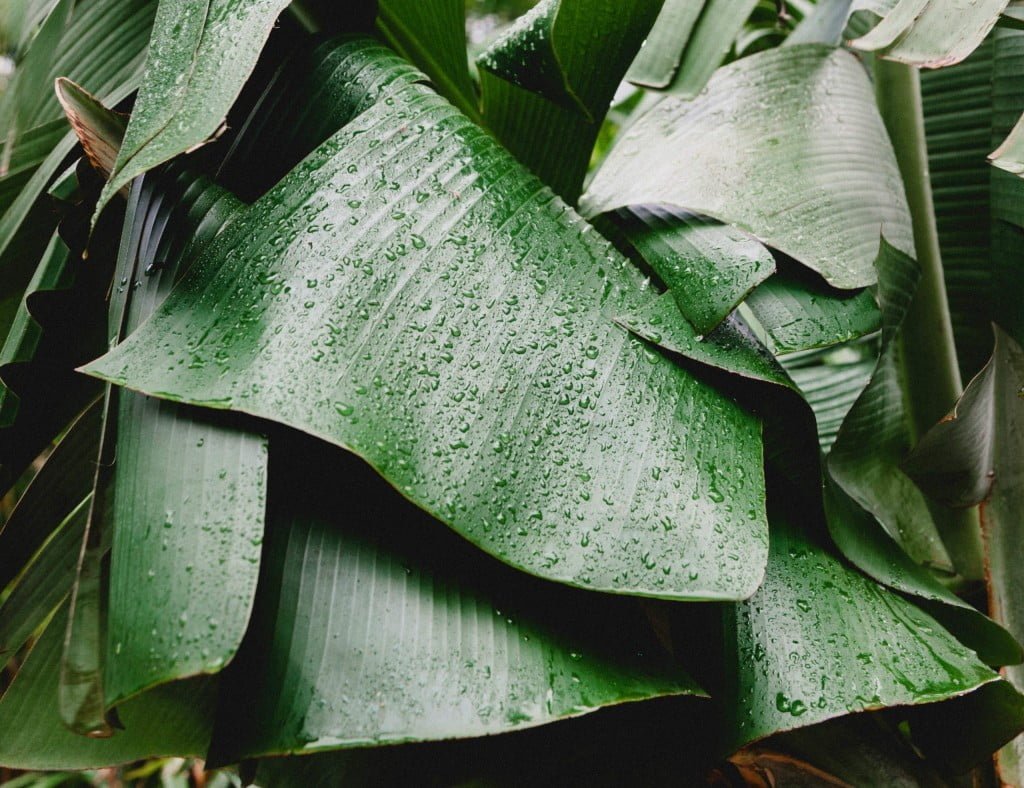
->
1, 0, 1023, 784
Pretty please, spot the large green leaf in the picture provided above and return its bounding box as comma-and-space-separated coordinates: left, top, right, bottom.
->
850, 0, 1009, 68
612, 205, 775, 336
476, 0, 663, 201
582, 44, 915, 290
903, 328, 1024, 780
103, 167, 267, 707
0, 604, 216, 771
84, 38, 770, 602
96, 0, 292, 219
207, 435, 700, 763
723, 509, 1016, 759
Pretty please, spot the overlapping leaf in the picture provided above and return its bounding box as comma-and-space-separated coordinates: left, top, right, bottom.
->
208, 436, 701, 763
722, 509, 1018, 760
582, 44, 915, 290
102, 167, 267, 707
612, 205, 775, 337
84, 38, 770, 602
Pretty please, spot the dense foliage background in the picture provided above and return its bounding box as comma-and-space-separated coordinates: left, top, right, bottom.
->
1, 0, 1023, 785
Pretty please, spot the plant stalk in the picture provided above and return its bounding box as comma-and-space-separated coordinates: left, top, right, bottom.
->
873, 58, 985, 581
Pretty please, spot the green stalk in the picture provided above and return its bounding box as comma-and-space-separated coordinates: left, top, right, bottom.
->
873, 59, 984, 581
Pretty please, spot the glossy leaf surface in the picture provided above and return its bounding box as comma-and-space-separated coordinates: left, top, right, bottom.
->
582, 45, 915, 289
723, 512, 1004, 753
104, 169, 266, 706
744, 266, 881, 355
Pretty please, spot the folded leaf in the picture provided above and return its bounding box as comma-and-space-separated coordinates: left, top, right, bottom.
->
850, 0, 1009, 68
744, 263, 881, 356
208, 436, 701, 763
84, 38, 769, 602
103, 168, 266, 706
582, 44, 915, 289
827, 238, 954, 572
723, 510, 1010, 756
613, 205, 775, 337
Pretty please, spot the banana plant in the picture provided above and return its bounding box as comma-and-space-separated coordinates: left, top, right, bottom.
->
1, 0, 1023, 784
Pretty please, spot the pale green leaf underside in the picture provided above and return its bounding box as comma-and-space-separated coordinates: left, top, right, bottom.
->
582, 44, 915, 290
850, 0, 1010, 68
96, 0, 291, 221
84, 39, 768, 602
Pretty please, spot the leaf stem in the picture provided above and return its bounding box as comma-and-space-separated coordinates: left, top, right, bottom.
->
873, 58, 984, 581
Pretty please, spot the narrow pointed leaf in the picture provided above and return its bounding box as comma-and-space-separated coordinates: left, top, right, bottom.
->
0, 604, 216, 771
96, 0, 292, 220
663, 0, 759, 98
0, 496, 89, 660
208, 437, 701, 763
84, 38, 769, 602
0, 399, 100, 588
54, 78, 125, 181
476, 0, 663, 201
104, 168, 267, 706
582, 45, 915, 289
626, 0, 704, 88
375, 0, 477, 120
613, 205, 775, 336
